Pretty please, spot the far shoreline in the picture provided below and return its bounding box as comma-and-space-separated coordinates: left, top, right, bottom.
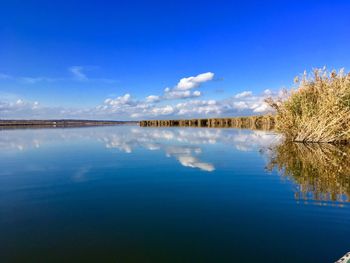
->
0, 119, 138, 129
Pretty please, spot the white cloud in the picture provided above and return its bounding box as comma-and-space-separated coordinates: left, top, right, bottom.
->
0, 99, 42, 118
150, 105, 174, 115
0, 69, 285, 119
0, 71, 216, 119
232, 101, 249, 110
104, 94, 134, 107
193, 90, 201, 96
69, 66, 88, 81
175, 72, 214, 91
234, 91, 252, 99
226, 89, 280, 114
175, 100, 221, 116
163, 89, 201, 100
263, 89, 273, 96
152, 72, 214, 101
0, 88, 278, 119
146, 95, 160, 103
252, 103, 270, 113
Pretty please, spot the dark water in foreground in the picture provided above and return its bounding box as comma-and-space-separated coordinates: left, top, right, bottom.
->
0, 126, 349, 263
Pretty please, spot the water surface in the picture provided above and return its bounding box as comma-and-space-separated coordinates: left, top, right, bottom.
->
0, 126, 349, 262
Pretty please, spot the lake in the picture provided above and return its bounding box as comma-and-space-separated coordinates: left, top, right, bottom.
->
0, 125, 349, 262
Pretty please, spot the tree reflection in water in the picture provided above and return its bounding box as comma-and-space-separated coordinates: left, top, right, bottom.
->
265, 142, 350, 203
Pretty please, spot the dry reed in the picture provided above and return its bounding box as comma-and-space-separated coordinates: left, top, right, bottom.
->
266, 68, 350, 143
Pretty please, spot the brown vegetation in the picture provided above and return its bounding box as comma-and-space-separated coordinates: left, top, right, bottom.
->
266, 68, 350, 143
139, 115, 276, 130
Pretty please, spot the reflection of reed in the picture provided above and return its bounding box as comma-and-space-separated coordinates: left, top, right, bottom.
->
266, 142, 350, 203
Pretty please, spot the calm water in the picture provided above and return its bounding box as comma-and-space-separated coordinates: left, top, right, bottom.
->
0, 126, 349, 263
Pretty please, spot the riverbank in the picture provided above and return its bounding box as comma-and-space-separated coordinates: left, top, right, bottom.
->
0, 119, 137, 129
139, 115, 276, 130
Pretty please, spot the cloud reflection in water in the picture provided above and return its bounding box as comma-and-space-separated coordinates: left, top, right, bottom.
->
2, 126, 350, 203
0, 127, 280, 172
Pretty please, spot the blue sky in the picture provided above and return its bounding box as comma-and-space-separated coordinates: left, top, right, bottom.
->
1, 0, 350, 120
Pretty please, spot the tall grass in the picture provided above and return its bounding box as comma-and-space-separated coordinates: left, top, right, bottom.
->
266, 68, 350, 143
